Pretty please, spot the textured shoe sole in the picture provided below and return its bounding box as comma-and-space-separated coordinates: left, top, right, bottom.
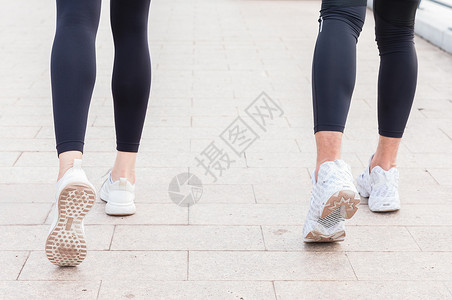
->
321, 190, 360, 219
45, 183, 95, 267
304, 230, 346, 243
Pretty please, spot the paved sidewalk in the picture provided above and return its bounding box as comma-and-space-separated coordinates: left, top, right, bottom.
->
1, 0, 452, 299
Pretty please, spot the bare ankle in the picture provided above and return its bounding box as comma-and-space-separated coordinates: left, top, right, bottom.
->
370, 135, 401, 172
314, 131, 343, 182
111, 151, 138, 184
370, 156, 396, 171
57, 151, 82, 181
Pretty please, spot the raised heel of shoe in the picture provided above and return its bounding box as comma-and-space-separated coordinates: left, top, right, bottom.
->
321, 190, 360, 219
105, 202, 136, 216
356, 180, 370, 198
304, 230, 346, 243
45, 183, 95, 267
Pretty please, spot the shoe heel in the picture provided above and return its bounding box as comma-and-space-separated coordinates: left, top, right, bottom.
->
356, 181, 370, 198
105, 202, 136, 216
321, 190, 360, 219
45, 183, 96, 267
304, 230, 346, 243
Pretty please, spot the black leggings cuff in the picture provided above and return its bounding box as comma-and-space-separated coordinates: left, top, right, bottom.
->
116, 142, 140, 153
378, 129, 404, 138
314, 124, 345, 133
57, 141, 84, 156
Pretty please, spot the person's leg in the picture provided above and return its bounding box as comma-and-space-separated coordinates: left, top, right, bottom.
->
312, 1, 367, 180
51, 0, 101, 180
57, 151, 83, 180
303, 1, 366, 243
370, 136, 401, 171
47, 0, 101, 266
370, 0, 418, 171
355, 0, 418, 212
111, 151, 137, 184
315, 131, 342, 179
110, 0, 152, 184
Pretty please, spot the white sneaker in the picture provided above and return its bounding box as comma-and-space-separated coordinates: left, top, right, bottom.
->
356, 155, 400, 212
45, 159, 96, 266
99, 172, 136, 216
303, 160, 360, 243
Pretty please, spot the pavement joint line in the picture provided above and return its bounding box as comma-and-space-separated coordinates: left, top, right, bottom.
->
15, 251, 31, 281
108, 225, 116, 251
405, 226, 424, 252
260, 225, 268, 251
96, 280, 103, 300
271, 281, 278, 300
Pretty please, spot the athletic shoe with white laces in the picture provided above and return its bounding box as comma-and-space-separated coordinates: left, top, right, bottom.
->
303, 160, 360, 242
356, 155, 400, 212
45, 159, 96, 266
99, 172, 136, 216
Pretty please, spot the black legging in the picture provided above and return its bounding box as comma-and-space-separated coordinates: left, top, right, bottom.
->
51, 0, 151, 155
312, 0, 418, 138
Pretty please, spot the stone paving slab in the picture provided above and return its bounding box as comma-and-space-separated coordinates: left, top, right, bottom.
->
188, 251, 356, 281
1, 0, 452, 298
19, 251, 188, 281
97, 281, 276, 300
0, 281, 100, 300
274, 281, 452, 300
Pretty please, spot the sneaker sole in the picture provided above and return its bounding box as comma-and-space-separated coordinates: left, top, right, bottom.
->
304, 230, 346, 243
369, 202, 400, 212
45, 183, 95, 267
321, 190, 360, 219
303, 190, 360, 243
105, 202, 136, 216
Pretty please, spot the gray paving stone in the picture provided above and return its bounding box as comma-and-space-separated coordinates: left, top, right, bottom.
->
407, 226, 452, 251
399, 184, 452, 204
0, 281, 100, 300
427, 168, 452, 185
0, 251, 29, 280
198, 184, 256, 204
347, 251, 452, 281
189, 251, 356, 280
190, 203, 306, 225
0, 152, 20, 167
111, 225, 264, 250
0, 225, 114, 251
0, 183, 55, 203
19, 251, 187, 281
349, 204, 452, 226
0, 0, 451, 296
0, 203, 51, 225
253, 183, 311, 204
262, 225, 420, 252
274, 281, 452, 300
45, 202, 188, 225
98, 281, 276, 300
